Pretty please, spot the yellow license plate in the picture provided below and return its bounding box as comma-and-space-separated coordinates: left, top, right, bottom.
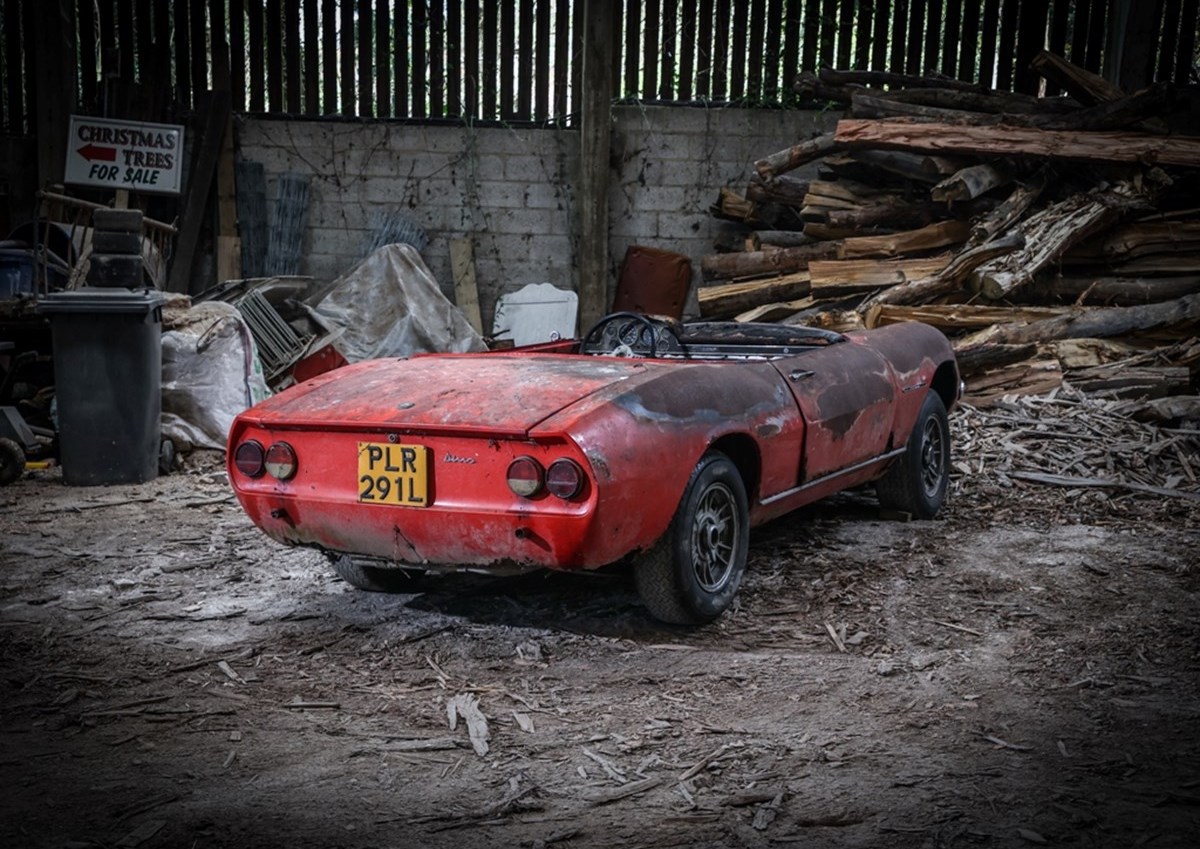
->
357, 443, 429, 507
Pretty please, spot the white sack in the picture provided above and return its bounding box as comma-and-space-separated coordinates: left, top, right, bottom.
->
161, 301, 271, 451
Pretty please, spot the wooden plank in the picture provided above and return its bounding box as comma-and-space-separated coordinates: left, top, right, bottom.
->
1069, 0, 1091, 68
834, 120, 1200, 167
956, 0, 976, 81
171, 0, 189, 108
117, 0, 135, 81
802, 0, 820, 73
887, 0, 907, 76
430, 0, 445, 116
33, 1, 73, 187
680, 0, 697, 100
394, 0, 409, 116
820, 0, 837, 70
467, 0, 482, 117
209, 0, 230, 91
216, 110, 239, 284
870, 0, 889, 72
923, 0, 942, 76
1176, 0, 1199, 85
942, 0, 960, 78
713, 0, 730, 99
534, 0, 549, 117
285, 0, 301, 112
809, 256, 950, 293
339, 0, 355, 115
837, 0, 853, 70
697, 0, 714, 97
482, 0, 496, 116
623, 0, 640, 98
76, 0, 96, 112
230, 0, 246, 109
698, 273, 812, 319
662, 0, 679, 99
267, 0, 283, 111
552, 0, 568, 113
322, 0, 336, 113
356, 0, 372, 116
995, 0, 1018, 90
640, 0, 659, 100
304, 0, 318, 113
1045, 0, 1070, 94
411, 0, 426, 116
190, 0, 207, 99
449, 238, 484, 335
978, 0, 999, 88
854, 0, 873, 70
446, 0, 460, 117
905, 0, 925, 74
499, 2, 513, 117
168, 91, 231, 294
761, 0, 780, 99
1014, 1, 1048, 95
730, 0, 746, 99
1084, 0, 1105, 74
578, 0, 615, 333
1158, 0, 1183, 83
247, 0, 265, 110
516, 0, 532, 116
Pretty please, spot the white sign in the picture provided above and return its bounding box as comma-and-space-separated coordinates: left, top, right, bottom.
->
64, 115, 186, 195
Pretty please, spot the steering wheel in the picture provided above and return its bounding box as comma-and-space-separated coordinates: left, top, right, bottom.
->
582, 312, 672, 358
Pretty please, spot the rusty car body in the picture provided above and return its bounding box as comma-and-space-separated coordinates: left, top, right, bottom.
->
228, 313, 960, 623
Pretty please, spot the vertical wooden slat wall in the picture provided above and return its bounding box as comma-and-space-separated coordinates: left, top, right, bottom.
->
2, 0, 1197, 137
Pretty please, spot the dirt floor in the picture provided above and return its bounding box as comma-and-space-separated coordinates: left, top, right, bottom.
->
2, 411, 1199, 849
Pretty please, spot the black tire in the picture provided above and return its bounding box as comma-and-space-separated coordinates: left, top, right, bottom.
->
91, 208, 144, 233
332, 554, 424, 593
91, 230, 143, 254
634, 452, 749, 625
876, 391, 950, 519
0, 437, 25, 486
87, 253, 144, 288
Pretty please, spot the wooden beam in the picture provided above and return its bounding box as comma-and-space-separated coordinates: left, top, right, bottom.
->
168, 91, 232, 294
449, 238, 484, 335
33, 0, 76, 189
577, 0, 615, 333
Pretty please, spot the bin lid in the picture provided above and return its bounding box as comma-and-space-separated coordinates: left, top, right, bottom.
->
38, 288, 168, 315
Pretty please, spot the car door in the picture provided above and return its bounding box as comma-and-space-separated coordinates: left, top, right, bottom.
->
772, 341, 897, 482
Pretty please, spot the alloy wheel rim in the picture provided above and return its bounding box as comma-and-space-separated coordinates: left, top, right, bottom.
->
690, 482, 740, 592
920, 416, 946, 497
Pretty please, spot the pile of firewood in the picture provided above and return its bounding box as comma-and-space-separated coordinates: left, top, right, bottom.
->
702, 52, 1200, 418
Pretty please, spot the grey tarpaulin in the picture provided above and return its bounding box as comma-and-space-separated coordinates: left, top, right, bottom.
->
312, 244, 486, 362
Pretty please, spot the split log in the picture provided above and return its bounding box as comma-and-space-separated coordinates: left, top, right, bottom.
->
837, 149, 962, 183
970, 184, 1148, 300
700, 242, 840, 281
817, 67, 983, 93
816, 202, 943, 230
969, 171, 1049, 244
931, 162, 1014, 203
712, 227, 754, 253
1044, 83, 1176, 131
882, 86, 1079, 115
1063, 221, 1200, 263
964, 360, 1064, 405
862, 233, 1025, 309
1054, 338, 1142, 368
1067, 364, 1191, 400
755, 133, 838, 179
869, 302, 1068, 330
750, 230, 816, 250
697, 273, 811, 318
809, 256, 949, 294
712, 187, 754, 221
833, 119, 1200, 167
735, 295, 819, 323
1125, 395, 1200, 423
1031, 50, 1170, 134
953, 342, 1040, 375
746, 175, 810, 205
839, 219, 970, 260
850, 93, 1004, 126
963, 292, 1200, 347
1040, 275, 1200, 305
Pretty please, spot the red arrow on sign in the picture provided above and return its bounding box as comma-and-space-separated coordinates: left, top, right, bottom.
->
78, 143, 117, 162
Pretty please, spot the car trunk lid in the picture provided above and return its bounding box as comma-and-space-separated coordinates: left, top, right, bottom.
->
240, 353, 651, 436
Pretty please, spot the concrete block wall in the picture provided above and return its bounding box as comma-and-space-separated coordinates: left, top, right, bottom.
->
236, 106, 837, 331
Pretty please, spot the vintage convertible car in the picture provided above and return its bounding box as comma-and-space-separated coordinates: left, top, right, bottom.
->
228, 312, 959, 624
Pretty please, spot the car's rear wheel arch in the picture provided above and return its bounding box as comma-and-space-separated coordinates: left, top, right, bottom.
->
931, 361, 959, 411
708, 433, 759, 504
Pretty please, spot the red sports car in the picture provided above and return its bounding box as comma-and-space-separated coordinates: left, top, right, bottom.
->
228, 313, 959, 624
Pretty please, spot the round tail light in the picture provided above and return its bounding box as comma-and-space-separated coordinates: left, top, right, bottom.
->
506, 456, 544, 497
264, 442, 298, 480
546, 459, 584, 499
234, 440, 265, 478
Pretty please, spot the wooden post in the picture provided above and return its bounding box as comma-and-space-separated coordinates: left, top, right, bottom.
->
576, 0, 614, 334
449, 237, 484, 335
